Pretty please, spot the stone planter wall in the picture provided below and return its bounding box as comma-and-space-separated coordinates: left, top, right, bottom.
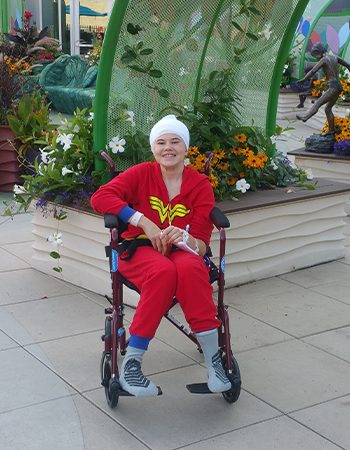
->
30, 178, 350, 298
288, 149, 350, 215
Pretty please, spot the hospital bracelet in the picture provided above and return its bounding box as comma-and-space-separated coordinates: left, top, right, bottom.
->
129, 211, 144, 227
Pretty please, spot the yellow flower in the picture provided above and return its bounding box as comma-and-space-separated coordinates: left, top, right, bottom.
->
234, 134, 247, 143
188, 146, 199, 155
209, 173, 219, 188
213, 149, 228, 159
217, 162, 230, 170
227, 177, 238, 185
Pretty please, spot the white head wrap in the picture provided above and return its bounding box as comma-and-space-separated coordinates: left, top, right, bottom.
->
149, 115, 190, 149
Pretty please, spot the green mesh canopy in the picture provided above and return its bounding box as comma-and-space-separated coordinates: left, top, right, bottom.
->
94, 0, 309, 171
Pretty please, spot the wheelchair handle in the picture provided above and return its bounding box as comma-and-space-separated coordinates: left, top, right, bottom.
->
100, 150, 115, 170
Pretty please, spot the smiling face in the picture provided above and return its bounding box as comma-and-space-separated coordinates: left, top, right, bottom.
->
152, 133, 188, 170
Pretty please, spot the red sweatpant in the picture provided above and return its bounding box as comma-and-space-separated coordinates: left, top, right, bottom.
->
119, 247, 221, 339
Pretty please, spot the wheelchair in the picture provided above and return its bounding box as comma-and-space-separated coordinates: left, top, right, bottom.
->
99, 151, 241, 408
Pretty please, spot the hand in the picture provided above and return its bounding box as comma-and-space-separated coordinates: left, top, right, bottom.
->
160, 226, 184, 245
138, 215, 164, 253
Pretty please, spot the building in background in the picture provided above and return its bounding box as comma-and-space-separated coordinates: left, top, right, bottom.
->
0, 0, 113, 55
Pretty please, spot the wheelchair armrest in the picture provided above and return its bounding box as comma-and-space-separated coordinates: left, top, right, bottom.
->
210, 207, 230, 229
104, 214, 120, 229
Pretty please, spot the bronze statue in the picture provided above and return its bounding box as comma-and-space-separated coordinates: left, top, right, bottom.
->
296, 42, 350, 135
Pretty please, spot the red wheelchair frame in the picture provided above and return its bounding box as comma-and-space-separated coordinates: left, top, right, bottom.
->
99, 151, 241, 407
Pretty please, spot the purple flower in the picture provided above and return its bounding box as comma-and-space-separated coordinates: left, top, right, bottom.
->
334, 139, 350, 157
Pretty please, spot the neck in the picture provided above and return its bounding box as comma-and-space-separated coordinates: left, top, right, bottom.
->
160, 164, 184, 183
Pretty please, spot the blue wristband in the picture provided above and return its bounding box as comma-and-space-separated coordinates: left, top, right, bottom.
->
118, 205, 136, 223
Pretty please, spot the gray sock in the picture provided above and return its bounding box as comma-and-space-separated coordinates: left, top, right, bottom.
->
196, 329, 232, 393
120, 346, 158, 397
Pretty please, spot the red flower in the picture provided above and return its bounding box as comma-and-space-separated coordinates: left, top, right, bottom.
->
24, 11, 33, 19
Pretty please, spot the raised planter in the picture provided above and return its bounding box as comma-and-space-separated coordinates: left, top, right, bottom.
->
288, 148, 350, 215
277, 91, 350, 129
0, 125, 22, 192
30, 178, 350, 296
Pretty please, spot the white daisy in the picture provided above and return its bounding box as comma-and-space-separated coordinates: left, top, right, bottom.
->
109, 136, 126, 153
236, 178, 250, 193
47, 232, 63, 247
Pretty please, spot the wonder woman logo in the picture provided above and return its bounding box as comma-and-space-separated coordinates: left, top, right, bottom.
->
149, 196, 190, 224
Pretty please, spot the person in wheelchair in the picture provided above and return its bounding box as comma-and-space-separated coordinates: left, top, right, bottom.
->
91, 114, 231, 397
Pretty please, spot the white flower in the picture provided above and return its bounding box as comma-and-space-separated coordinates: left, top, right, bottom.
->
109, 136, 126, 153
125, 110, 135, 127
61, 167, 75, 176
236, 178, 250, 193
304, 168, 313, 180
270, 159, 278, 170
179, 67, 187, 76
48, 232, 63, 247
40, 148, 56, 165
184, 158, 190, 166
146, 113, 154, 123
88, 112, 94, 121
13, 184, 28, 194
57, 133, 73, 151
259, 25, 272, 40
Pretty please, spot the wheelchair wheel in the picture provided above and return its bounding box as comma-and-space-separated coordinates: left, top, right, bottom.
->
100, 352, 119, 408
221, 352, 241, 404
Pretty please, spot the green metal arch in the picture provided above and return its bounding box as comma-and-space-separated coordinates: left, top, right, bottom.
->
93, 0, 130, 172
94, 0, 314, 169
266, 0, 309, 136
193, 0, 226, 103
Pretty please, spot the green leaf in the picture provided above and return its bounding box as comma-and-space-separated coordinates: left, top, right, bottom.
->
50, 251, 60, 259
247, 6, 261, 15
232, 21, 244, 32
246, 32, 259, 41
209, 70, 219, 82
53, 267, 63, 273
120, 51, 137, 63
158, 89, 170, 98
139, 48, 154, 55
128, 64, 147, 73
149, 69, 162, 78
126, 23, 142, 35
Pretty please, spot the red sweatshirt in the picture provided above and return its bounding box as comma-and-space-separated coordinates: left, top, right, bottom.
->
91, 162, 214, 248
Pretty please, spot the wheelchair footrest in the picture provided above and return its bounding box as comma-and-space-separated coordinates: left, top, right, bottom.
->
118, 386, 163, 396
186, 383, 238, 395
186, 383, 212, 394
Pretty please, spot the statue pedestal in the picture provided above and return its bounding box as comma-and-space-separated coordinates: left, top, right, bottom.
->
305, 134, 336, 154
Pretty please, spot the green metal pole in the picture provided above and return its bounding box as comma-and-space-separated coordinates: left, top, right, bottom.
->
2, 0, 8, 33
93, 0, 130, 172
266, 0, 309, 136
